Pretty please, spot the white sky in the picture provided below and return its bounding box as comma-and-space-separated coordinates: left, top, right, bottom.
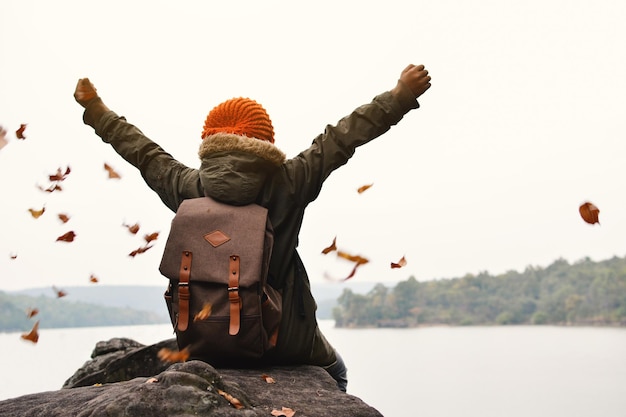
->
1, 0, 626, 292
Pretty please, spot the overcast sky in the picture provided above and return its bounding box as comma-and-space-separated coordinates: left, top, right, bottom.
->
1, 0, 626, 292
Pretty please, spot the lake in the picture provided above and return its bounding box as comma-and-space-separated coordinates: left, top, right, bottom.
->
1, 321, 625, 417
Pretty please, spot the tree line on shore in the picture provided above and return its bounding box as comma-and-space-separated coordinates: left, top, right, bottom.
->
333, 255, 626, 328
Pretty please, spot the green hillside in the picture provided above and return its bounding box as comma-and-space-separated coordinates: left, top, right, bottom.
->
333, 256, 626, 328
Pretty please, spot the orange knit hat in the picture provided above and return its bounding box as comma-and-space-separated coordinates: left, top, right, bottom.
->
201, 97, 275, 144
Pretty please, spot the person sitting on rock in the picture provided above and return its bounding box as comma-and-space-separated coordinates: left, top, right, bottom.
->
73, 63, 431, 392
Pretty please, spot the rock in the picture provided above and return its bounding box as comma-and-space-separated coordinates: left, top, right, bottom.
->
0, 338, 383, 417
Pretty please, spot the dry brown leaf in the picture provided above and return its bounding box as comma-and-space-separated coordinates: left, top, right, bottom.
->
144, 232, 159, 243
336, 251, 369, 266
321, 237, 337, 254
56, 231, 76, 242
58, 213, 71, 223
37, 183, 63, 193
16, 124, 27, 140
129, 244, 154, 257
579, 201, 600, 225
49, 166, 71, 182
26, 307, 39, 318
193, 303, 212, 321
0, 126, 8, 150
391, 255, 407, 269
157, 347, 190, 363
271, 407, 296, 417
104, 163, 121, 179
52, 285, 67, 298
123, 222, 140, 234
217, 389, 244, 409
261, 374, 276, 384
28, 207, 45, 219
357, 183, 373, 194
145, 377, 158, 384
10, 253, 17, 260
89, 274, 99, 283
21, 320, 39, 343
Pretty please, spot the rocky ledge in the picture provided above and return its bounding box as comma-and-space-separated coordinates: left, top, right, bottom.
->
0, 338, 382, 417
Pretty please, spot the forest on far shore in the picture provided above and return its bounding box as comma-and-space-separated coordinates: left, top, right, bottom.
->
333, 255, 626, 328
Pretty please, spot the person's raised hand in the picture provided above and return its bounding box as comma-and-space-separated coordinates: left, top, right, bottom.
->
392, 64, 431, 99
74, 78, 99, 108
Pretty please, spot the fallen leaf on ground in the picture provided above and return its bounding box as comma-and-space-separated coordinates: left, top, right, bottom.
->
391, 255, 407, 269
145, 377, 158, 384
271, 407, 296, 417
28, 207, 45, 219
579, 201, 600, 225
357, 183, 373, 194
194, 303, 212, 321
56, 231, 76, 242
21, 320, 39, 344
157, 347, 190, 363
217, 389, 244, 409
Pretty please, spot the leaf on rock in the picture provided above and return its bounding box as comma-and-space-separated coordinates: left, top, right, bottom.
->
157, 347, 190, 363
357, 183, 373, 194
271, 407, 296, 417
217, 389, 244, 410
104, 163, 121, 179
26, 307, 39, 318
145, 377, 158, 384
16, 124, 27, 140
21, 320, 39, 344
56, 231, 76, 242
321, 237, 337, 254
193, 303, 212, 321
28, 206, 45, 219
579, 201, 600, 225
261, 374, 276, 384
58, 213, 71, 223
391, 255, 407, 269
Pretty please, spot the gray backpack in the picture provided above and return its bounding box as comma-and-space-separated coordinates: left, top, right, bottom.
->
159, 197, 281, 364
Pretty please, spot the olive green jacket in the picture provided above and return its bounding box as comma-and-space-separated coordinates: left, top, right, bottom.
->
82, 83, 420, 366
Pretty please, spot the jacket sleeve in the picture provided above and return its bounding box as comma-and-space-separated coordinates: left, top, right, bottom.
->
282, 82, 420, 205
83, 101, 203, 212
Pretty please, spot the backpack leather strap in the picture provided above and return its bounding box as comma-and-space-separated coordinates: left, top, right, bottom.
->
228, 255, 241, 335
177, 251, 192, 332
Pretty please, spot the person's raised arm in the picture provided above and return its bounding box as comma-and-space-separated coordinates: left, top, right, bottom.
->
74, 78, 111, 127
391, 64, 431, 99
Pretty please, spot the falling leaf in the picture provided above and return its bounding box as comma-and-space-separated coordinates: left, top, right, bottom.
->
391, 255, 407, 269
58, 213, 71, 223
25, 307, 39, 318
336, 251, 369, 266
357, 183, 373, 194
89, 274, 99, 283
261, 374, 276, 384
21, 320, 39, 344
324, 263, 363, 282
129, 244, 154, 257
28, 207, 45, 219
144, 232, 159, 243
217, 389, 244, 409
10, 253, 17, 260
56, 231, 76, 242
49, 166, 71, 182
145, 377, 158, 384
193, 303, 212, 321
157, 347, 190, 363
271, 407, 296, 417
16, 124, 27, 140
123, 222, 140, 234
321, 237, 337, 254
37, 183, 63, 193
579, 201, 600, 225
52, 285, 67, 298
104, 163, 121, 179
0, 126, 7, 150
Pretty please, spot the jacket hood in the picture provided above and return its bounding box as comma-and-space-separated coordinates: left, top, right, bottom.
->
198, 132, 286, 205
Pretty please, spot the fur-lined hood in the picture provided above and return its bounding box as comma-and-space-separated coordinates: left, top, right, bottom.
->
197, 132, 286, 205
199, 132, 286, 166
